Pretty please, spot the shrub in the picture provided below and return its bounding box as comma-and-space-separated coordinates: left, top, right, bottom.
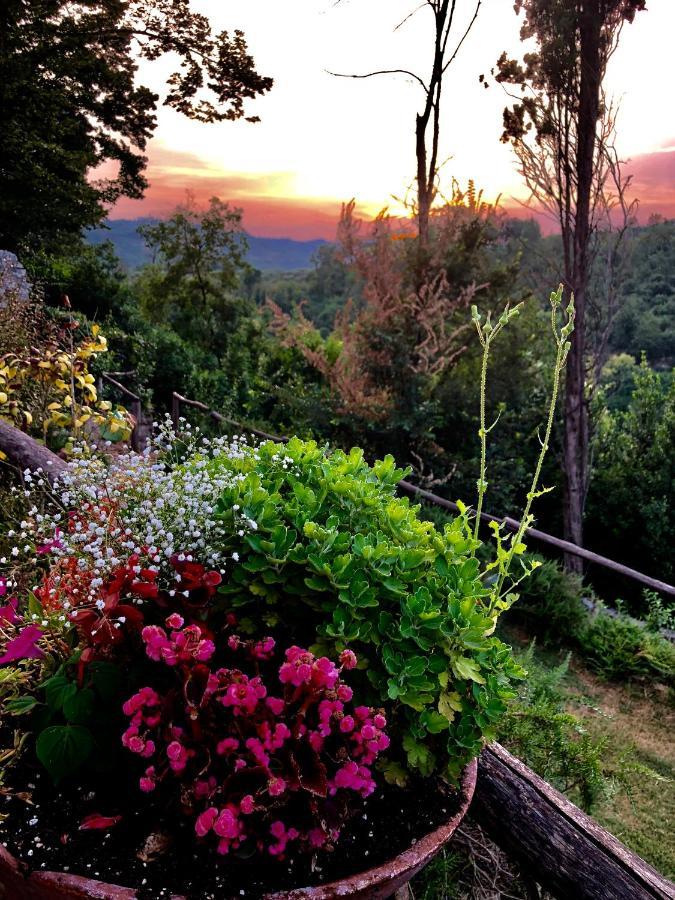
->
497, 645, 612, 810
0, 301, 131, 449
205, 438, 525, 781
578, 612, 675, 686
512, 556, 588, 643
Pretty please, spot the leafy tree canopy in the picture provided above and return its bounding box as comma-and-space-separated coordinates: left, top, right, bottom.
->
135, 195, 251, 357
0, 1, 272, 253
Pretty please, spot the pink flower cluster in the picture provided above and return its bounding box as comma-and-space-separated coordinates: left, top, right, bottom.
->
279, 645, 339, 690
120, 633, 388, 859
141, 615, 215, 666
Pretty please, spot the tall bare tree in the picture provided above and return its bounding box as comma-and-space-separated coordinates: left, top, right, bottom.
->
331, 1, 481, 249
494, 0, 644, 571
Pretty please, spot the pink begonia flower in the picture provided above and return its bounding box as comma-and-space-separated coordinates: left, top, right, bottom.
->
339, 649, 358, 670
268, 776, 286, 797
278, 646, 339, 690
195, 807, 218, 838
0, 625, 44, 666
268, 820, 300, 857
0, 596, 20, 626
139, 766, 157, 793
240, 795, 255, 814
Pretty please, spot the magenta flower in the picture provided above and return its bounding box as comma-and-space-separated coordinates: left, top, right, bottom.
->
0, 625, 44, 666
0, 596, 20, 626
36, 528, 63, 555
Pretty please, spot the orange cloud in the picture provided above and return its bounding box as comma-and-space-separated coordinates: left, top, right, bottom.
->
107, 148, 343, 240
624, 144, 675, 220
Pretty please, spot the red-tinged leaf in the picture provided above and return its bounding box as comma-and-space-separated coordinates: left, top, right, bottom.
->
79, 813, 122, 831
131, 580, 159, 599
293, 745, 328, 797
0, 625, 44, 666
184, 662, 211, 709
115, 604, 145, 629
139, 569, 158, 582
202, 571, 222, 588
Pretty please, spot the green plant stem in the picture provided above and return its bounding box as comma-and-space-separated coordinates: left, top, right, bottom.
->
473, 335, 490, 541
494, 298, 569, 604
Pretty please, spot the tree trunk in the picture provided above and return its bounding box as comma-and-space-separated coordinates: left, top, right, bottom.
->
562, 0, 602, 573
416, 112, 431, 249
0, 418, 66, 482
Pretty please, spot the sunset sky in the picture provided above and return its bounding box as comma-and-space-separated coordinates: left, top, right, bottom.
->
111, 0, 675, 239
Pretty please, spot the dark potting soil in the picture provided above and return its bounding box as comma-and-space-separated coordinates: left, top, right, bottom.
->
0, 757, 461, 899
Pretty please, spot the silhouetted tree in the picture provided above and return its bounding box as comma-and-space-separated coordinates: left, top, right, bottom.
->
494, 0, 645, 570
331, 1, 481, 249
0, 0, 272, 253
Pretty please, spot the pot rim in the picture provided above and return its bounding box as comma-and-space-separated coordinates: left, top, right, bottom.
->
0, 758, 477, 899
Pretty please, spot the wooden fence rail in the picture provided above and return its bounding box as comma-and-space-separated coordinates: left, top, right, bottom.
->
397, 480, 675, 598
0, 418, 673, 899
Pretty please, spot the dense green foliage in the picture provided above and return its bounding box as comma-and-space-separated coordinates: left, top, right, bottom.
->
512, 556, 588, 642
579, 612, 675, 686
611, 220, 675, 367
586, 358, 674, 589
207, 438, 526, 780
497, 644, 644, 811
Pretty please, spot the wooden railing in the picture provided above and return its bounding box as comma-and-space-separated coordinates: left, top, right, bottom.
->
397, 480, 675, 598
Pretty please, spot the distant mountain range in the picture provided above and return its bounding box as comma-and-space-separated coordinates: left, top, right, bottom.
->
86, 219, 327, 271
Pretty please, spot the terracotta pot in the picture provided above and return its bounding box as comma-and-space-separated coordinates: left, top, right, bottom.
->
0, 759, 476, 900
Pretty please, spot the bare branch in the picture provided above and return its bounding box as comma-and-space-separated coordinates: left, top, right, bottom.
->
443, 0, 482, 74
326, 68, 428, 92
394, 2, 426, 32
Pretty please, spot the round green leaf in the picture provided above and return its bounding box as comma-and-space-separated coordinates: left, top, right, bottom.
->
36, 724, 94, 783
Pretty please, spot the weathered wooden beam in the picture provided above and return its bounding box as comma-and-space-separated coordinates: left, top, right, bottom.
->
0, 419, 66, 483
473, 742, 675, 900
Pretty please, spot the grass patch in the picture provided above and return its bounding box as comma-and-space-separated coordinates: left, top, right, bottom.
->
567, 665, 674, 879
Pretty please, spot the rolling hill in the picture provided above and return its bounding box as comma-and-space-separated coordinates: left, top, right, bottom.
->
86, 219, 327, 271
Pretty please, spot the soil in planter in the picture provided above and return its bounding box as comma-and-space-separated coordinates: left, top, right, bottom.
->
0, 755, 461, 899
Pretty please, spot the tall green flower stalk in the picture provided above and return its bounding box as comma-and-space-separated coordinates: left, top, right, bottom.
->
472, 285, 575, 616
471, 301, 524, 541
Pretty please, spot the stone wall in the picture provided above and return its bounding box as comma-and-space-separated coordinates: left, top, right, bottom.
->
0, 250, 31, 304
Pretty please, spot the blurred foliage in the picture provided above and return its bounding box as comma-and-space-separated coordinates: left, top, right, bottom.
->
586, 356, 674, 592
610, 219, 675, 368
